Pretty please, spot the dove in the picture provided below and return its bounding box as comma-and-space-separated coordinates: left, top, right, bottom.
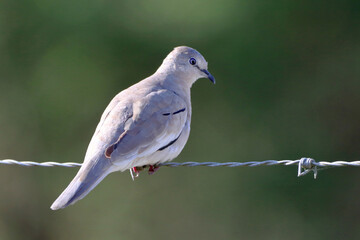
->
50, 46, 215, 210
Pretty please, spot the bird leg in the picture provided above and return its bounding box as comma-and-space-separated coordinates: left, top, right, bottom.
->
129, 165, 159, 180
148, 165, 160, 175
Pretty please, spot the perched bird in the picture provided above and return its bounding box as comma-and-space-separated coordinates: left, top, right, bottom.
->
50, 46, 215, 210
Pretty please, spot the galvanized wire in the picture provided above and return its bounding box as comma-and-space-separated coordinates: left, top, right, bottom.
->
0, 159, 82, 167
1, 157, 360, 178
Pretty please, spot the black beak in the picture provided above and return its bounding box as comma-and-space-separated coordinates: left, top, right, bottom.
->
201, 69, 216, 84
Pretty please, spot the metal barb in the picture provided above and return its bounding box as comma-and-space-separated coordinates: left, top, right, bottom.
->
298, 158, 318, 179
129, 168, 135, 181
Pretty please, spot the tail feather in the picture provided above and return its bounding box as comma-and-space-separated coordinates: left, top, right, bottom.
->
51, 159, 113, 210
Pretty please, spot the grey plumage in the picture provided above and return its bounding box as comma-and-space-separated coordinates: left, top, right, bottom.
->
50, 46, 215, 210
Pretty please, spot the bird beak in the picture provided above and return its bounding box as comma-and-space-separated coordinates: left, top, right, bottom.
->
201, 69, 216, 84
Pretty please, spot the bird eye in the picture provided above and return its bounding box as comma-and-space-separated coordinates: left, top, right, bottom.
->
189, 58, 197, 65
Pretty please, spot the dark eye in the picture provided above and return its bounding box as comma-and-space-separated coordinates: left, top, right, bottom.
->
189, 58, 196, 65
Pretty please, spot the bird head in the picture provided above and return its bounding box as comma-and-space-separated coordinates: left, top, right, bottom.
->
158, 46, 215, 86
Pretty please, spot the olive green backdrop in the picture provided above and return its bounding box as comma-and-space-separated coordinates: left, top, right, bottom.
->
0, 0, 360, 239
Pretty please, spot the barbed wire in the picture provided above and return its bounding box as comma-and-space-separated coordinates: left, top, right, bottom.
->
1, 158, 360, 179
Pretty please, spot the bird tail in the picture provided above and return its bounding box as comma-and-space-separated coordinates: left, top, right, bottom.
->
50, 159, 113, 210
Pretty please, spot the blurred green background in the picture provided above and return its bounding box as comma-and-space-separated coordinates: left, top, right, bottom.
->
1, 0, 360, 239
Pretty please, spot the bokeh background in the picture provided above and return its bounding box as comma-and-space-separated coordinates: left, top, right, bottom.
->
1, 0, 360, 239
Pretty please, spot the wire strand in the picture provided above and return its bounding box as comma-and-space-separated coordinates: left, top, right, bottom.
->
1, 158, 360, 178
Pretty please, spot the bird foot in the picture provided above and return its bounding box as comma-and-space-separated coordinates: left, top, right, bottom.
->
148, 165, 159, 175
129, 165, 159, 180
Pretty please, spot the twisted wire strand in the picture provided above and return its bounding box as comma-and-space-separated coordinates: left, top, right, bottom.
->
0, 159, 82, 167
1, 158, 360, 178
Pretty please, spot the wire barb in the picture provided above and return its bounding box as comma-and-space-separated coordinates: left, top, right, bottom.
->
297, 158, 317, 179
1, 158, 360, 178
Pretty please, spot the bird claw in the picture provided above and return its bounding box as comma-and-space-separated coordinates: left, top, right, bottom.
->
148, 165, 159, 175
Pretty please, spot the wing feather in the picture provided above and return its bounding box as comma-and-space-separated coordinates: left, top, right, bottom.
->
106, 89, 187, 164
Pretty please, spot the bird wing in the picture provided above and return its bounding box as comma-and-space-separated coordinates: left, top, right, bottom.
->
85, 88, 188, 170
104, 89, 188, 166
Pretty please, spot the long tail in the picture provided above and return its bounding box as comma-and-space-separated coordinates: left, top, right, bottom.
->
50, 159, 113, 210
